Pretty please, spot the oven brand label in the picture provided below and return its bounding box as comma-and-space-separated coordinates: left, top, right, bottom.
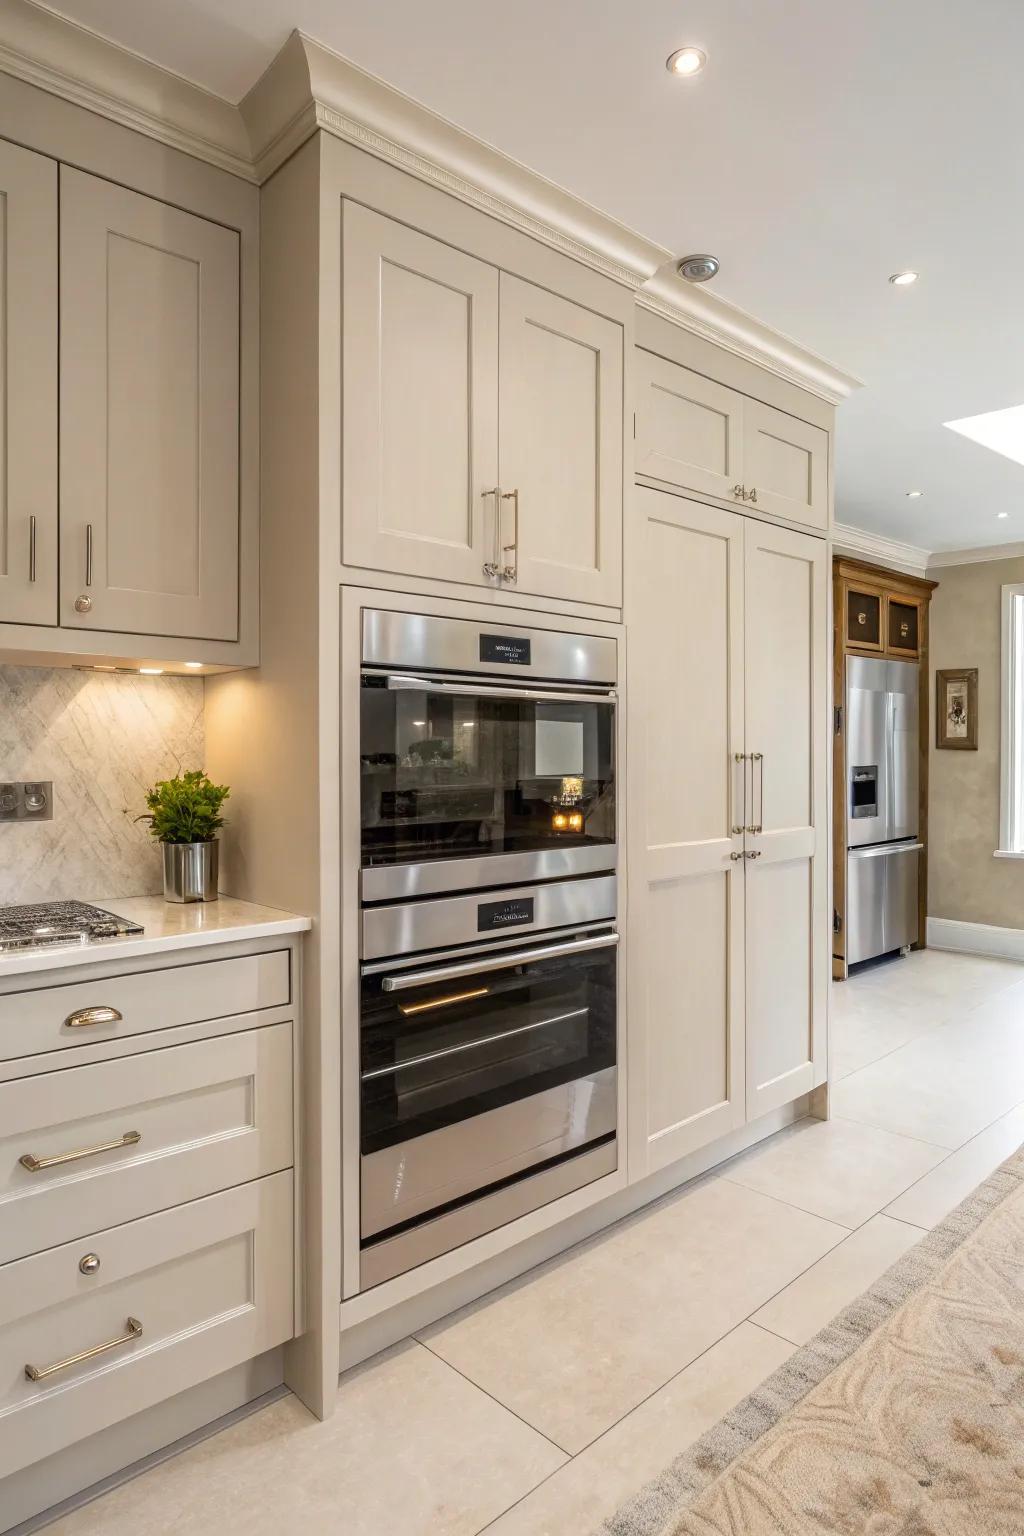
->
477, 897, 535, 932
480, 633, 531, 666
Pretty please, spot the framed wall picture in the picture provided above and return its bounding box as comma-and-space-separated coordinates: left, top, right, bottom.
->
936, 668, 978, 749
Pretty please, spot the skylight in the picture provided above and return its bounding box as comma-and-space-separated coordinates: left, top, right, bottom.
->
945, 404, 1024, 468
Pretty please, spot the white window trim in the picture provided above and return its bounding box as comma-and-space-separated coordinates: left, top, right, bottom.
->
997, 582, 1024, 856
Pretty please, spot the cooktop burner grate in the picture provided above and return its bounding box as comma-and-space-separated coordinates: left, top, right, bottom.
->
0, 900, 144, 953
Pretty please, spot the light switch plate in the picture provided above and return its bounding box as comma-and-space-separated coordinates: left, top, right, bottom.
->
0, 782, 53, 821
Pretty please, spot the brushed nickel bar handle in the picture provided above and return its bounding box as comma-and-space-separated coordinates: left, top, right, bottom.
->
384, 675, 616, 705
64, 1005, 123, 1029
25, 1317, 143, 1382
85, 523, 93, 587
482, 486, 502, 578
382, 931, 619, 992
732, 751, 747, 835
28, 515, 37, 582
19, 1130, 141, 1173
747, 751, 764, 834
500, 488, 519, 583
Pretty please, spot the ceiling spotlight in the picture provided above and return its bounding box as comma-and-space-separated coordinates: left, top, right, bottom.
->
998, 512, 1010, 519
889, 271, 918, 286
906, 490, 924, 498
666, 47, 707, 77
678, 253, 720, 283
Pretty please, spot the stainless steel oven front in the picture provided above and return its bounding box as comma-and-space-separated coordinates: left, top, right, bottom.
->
360, 610, 617, 902
359, 876, 618, 1288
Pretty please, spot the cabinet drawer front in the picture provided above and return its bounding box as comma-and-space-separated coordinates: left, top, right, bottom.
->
0, 1172, 293, 1478
0, 1024, 293, 1265
0, 950, 290, 1063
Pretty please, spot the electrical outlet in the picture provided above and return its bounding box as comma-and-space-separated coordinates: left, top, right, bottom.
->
0, 782, 53, 821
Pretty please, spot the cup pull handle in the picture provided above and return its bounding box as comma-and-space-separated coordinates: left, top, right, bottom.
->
64, 1005, 123, 1029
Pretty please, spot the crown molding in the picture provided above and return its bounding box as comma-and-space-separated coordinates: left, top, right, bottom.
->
0, 0, 253, 179
832, 521, 931, 576
928, 541, 1024, 569
1, 12, 861, 403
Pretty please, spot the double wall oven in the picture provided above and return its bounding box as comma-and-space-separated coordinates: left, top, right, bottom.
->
358, 610, 619, 1288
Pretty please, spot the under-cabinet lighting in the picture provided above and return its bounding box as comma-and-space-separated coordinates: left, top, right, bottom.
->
139, 667, 164, 676
185, 661, 203, 669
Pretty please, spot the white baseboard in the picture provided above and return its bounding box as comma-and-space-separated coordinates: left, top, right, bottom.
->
927, 916, 1024, 962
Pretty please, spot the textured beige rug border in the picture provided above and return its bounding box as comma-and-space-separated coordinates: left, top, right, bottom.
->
602, 1142, 1024, 1536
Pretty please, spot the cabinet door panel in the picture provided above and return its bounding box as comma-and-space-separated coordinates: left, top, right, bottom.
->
635, 350, 744, 504
743, 399, 829, 531
0, 141, 57, 626
60, 168, 240, 640
628, 489, 746, 1175
744, 522, 828, 1117
499, 275, 622, 606
342, 201, 499, 584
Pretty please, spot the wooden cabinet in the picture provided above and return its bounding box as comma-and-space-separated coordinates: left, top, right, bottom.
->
628, 488, 828, 1173
635, 351, 829, 533
60, 168, 241, 642
342, 201, 624, 607
0, 140, 58, 627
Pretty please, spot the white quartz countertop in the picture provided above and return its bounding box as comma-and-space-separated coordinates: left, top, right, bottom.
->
0, 895, 311, 979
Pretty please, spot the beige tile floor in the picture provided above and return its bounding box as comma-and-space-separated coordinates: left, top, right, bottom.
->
40, 948, 1024, 1536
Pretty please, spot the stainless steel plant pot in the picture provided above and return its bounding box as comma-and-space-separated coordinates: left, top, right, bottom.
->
162, 840, 219, 903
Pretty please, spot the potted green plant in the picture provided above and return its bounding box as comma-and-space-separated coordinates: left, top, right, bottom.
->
138, 770, 230, 903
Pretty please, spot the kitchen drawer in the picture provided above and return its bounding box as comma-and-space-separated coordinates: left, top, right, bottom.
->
0, 1171, 293, 1479
0, 1024, 293, 1265
0, 949, 290, 1063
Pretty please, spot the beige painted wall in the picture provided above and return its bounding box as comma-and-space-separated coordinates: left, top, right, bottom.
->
929, 554, 1024, 928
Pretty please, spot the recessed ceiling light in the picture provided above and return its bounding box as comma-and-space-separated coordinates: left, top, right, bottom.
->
139, 667, 164, 676
946, 403, 1024, 468
998, 512, 1010, 519
906, 490, 924, 498
666, 47, 707, 77
678, 253, 720, 283
889, 271, 919, 286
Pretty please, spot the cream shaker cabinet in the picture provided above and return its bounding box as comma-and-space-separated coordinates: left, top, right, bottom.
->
627, 486, 827, 1175
635, 350, 829, 533
0, 139, 58, 627
59, 168, 241, 642
341, 201, 623, 607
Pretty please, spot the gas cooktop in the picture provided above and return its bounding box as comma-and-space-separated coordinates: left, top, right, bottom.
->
0, 901, 144, 954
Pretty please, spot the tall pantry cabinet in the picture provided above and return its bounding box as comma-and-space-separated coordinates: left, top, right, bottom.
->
626, 330, 832, 1176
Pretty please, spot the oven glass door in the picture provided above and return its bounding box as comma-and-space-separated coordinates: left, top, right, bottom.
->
360, 934, 617, 1156
360, 674, 615, 872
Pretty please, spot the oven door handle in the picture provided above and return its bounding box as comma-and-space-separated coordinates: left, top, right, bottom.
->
362, 1006, 589, 1080
381, 674, 616, 705
380, 932, 619, 992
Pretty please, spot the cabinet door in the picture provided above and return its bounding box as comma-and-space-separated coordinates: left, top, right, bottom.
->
342, 201, 499, 585
628, 488, 746, 1176
59, 168, 240, 641
743, 522, 828, 1118
635, 350, 744, 505
498, 274, 623, 606
0, 141, 57, 626
742, 399, 829, 531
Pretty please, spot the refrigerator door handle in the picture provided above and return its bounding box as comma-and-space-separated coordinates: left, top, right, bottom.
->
848, 841, 924, 860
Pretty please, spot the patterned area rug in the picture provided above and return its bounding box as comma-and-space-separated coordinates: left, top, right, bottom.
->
603, 1145, 1024, 1536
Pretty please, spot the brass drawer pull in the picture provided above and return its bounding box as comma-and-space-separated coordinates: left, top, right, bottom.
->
25, 1316, 143, 1381
19, 1130, 141, 1173
64, 1005, 123, 1029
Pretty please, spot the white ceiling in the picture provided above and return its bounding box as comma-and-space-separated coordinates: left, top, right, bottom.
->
38, 0, 1024, 553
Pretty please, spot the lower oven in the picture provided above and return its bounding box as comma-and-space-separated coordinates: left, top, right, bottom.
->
359, 887, 618, 1288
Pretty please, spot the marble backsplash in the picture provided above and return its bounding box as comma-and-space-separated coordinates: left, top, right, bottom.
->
0, 667, 204, 905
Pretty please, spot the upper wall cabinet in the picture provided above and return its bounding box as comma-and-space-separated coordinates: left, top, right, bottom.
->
635, 350, 829, 533
60, 169, 241, 641
0, 140, 58, 627
342, 201, 624, 608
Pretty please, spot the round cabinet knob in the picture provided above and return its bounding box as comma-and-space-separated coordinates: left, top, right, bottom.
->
78, 1252, 101, 1276
74, 594, 93, 614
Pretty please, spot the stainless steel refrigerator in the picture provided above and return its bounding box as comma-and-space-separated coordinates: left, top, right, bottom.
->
846, 656, 922, 965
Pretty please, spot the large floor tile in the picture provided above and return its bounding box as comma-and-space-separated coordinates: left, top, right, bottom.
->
831, 996, 1024, 1148
721, 1115, 945, 1227
750, 1213, 924, 1346
829, 987, 953, 1080
419, 1179, 845, 1455
46, 1342, 565, 1536
483, 1323, 793, 1536
884, 1100, 1024, 1229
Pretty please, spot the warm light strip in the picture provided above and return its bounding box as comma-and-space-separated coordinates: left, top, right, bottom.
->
398, 987, 488, 1016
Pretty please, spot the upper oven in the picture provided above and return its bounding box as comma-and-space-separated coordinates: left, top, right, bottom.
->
360, 611, 617, 901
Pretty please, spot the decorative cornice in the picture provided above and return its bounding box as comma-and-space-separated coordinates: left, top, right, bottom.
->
0, 0, 253, 179
832, 522, 931, 576
928, 541, 1024, 569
